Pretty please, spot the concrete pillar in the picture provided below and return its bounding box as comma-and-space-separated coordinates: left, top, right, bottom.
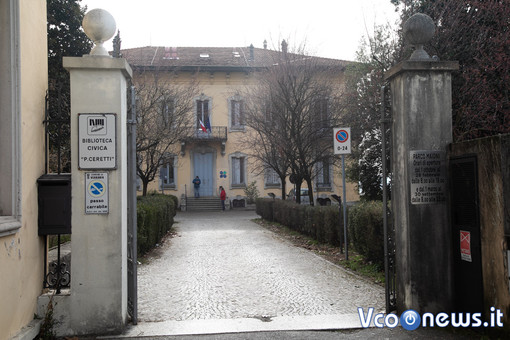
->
44, 9, 133, 336
385, 13, 459, 314
62, 55, 132, 335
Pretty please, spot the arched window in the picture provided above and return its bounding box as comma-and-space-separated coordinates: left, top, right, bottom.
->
265, 168, 281, 188
195, 94, 212, 131
228, 94, 245, 130
160, 154, 177, 189
229, 152, 247, 188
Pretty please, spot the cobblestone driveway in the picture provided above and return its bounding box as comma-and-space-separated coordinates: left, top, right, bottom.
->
137, 210, 385, 322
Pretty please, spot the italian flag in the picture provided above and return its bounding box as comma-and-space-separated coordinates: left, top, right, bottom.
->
199, 119, 207, 132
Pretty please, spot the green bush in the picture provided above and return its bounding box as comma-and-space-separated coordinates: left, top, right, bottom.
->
168, 194, 179, 210
137, 193, 177, 256
244, 181, 260, 204
256, 198, 274, 221
256, 198, 384, 268
348, 201, 384, 269
257, 199, 343, 247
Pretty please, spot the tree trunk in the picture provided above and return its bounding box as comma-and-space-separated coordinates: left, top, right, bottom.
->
305, 177, 314, 206
280, 175, 287, 200
142, 179, 149, 196
295, 182, 302, 204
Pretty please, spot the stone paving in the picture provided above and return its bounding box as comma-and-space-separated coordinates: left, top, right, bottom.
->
137, 210, 385, 324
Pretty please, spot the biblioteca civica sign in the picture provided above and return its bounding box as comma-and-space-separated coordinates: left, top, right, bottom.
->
78, 113, 117, 169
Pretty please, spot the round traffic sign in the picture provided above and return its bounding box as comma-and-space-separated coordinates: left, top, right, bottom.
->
88, 180, 105, 197
335, 129, 349, 143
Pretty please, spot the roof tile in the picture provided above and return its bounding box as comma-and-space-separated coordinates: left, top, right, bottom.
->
121, 46, 349, 70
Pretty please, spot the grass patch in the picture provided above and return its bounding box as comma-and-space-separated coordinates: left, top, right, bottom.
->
48, 234, 71, 249
253, 218, 385, 286
344, 254, 385, 284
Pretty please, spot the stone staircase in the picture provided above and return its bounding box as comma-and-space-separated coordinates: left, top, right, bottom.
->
186, 196, 223, 211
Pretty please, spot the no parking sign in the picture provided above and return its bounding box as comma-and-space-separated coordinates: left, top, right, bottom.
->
85, 172, 109, 214
333, 127, 351, 155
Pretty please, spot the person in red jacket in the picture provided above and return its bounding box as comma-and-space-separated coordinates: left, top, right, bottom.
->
219, 186, 226, 211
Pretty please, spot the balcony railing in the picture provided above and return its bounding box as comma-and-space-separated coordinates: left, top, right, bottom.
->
182, 126, 228, 142
180, 126, 228, 156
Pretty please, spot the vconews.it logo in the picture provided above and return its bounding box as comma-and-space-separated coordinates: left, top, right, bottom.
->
358, 307, 504, 330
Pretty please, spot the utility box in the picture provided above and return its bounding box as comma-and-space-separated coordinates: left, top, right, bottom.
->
37, 174, 72, 235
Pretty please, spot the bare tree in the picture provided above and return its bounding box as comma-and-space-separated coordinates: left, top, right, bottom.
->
241, 41, 345, 204
239, 95, 291, 200
134, 69, 200, 195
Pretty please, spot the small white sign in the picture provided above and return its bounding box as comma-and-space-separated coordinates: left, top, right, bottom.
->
85, 172, 109, 214
410, 150, 447, 205
79, 113, 117, 169
333, 127, 351, 155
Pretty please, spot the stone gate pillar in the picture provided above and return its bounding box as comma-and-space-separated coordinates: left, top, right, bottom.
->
385, 14, 458, 314
62, 9, 132, 336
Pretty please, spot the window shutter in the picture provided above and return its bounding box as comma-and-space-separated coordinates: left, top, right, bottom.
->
160, 165, 167, 184
240, 100, 244, 125
232, 158, 239, 184
240, 157, 245, 184
168, 159, 175, 184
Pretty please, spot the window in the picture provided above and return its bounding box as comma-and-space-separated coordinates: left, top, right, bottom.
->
160, 156, 176, 189
0, 0, 21, 237
230, 153, 246, 187
229, 95, 244, 130
161, 97, 175, 127
196, 98, 210, 130
264, 102, 272, 123
316, 158, 332, 189
314, 98, 329, 129
163, 47, 179, 60
265, 168, 281, 188
136, 177, 142, 191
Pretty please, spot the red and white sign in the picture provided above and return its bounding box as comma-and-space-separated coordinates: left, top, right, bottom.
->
460, 230, 472, 262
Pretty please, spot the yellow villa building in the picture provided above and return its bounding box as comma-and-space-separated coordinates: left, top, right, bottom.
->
0, 4, 359, 337
122, 45, 359, 208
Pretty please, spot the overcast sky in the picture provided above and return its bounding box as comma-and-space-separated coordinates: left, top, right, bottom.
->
80, 0, 400, 61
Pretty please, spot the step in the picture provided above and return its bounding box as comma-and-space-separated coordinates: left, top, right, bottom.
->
186, 197, 223, 211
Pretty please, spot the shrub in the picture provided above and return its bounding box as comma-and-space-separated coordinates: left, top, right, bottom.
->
348, 201, 384, 269
255, 198, 384, 269
137, 193, 177, 256
323, 206, 342, 247
244, 181, 260, 204
256, 198, 274, 221
257, 199, 343, 247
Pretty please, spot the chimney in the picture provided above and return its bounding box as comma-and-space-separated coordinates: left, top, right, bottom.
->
281, 39, 288, 55
249, 44, 254, 61
263, 39, 267, 49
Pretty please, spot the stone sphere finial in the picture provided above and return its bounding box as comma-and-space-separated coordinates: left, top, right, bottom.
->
82, 9, 116, 56
403, 13, 435, 61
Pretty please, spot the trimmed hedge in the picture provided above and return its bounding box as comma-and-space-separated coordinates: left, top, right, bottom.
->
348, 201, 384, 269
257, 198, 385, 269
256, 198, 343, 246
137, 193, 177, 256
256, 198, 274, 221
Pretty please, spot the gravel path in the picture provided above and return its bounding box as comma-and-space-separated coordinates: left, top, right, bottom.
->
137, 210, 385, 322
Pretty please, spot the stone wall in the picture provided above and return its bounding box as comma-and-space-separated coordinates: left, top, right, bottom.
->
449, 134, 510, 323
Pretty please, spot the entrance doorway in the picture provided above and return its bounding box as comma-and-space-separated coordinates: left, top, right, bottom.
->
193, 151, 214, 196
450, 155, 484, 314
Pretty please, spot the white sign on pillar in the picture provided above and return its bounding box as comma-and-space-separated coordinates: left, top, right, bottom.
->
85, 172, 109, 214
78, 113, 117, 169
